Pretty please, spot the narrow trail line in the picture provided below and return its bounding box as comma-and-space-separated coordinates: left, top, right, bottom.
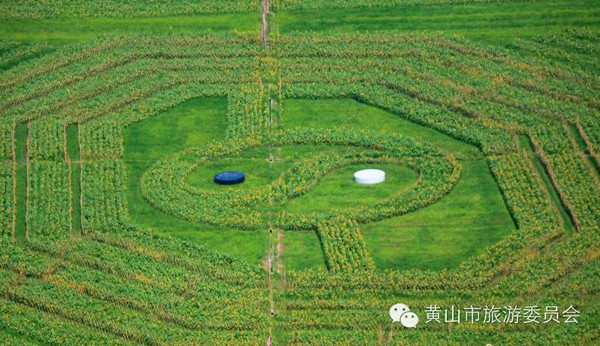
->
25, 121, 30, 240
10, 121, 17, 241
276, 230, 285, 278
260, 0, 270, 49
262, 4, 282, 341
266, 225, 276, 345
76, 122, 86, 234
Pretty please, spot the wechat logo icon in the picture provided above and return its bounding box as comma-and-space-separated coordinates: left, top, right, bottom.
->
389, 303, 419, 328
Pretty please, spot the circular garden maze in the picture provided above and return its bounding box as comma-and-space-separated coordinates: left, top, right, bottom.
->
0, 30, 598, 344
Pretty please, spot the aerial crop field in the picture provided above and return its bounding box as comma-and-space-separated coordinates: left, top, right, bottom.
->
0, 0, 599, 344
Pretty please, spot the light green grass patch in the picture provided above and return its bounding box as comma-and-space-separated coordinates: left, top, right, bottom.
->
282, 98, 514, 270
282, 163, 418, 213
282, 229, 326, 272
0, 14, 260, 43
362, 159, 514, 270
274, 0, 600, 45
283, 98, 480, 158
123, 97, 269, 265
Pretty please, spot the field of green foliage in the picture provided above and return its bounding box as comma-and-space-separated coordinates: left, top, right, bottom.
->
0, 0, 599, 344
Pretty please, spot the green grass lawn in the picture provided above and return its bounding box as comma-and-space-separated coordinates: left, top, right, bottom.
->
274, 0, 600, 45
282, 98, 515, 271
123, 97, 269, 265
283, 98, 480, 158
123, 96, 516, 271
281, 229, 325, 272
282, 163, 418, 213
0, 13, 259, 43
362, 159, 513, 270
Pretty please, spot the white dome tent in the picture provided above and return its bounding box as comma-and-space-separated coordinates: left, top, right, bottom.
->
354, 169, 386, 184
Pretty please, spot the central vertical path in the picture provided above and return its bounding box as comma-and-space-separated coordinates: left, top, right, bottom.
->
260, 0, 269, 49
267, 225, 275, 345
261, 1, 277, 342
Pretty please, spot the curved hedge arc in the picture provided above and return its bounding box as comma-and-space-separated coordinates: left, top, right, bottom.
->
141, 128, 460, 230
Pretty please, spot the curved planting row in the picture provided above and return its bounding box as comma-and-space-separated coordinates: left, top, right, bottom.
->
141, 127, 459, 230
0, 31, 597, 344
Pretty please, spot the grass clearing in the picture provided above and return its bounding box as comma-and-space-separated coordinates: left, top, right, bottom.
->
362, 159, 514, 270
282, 163, 418, 213
283, 98, 480, 158
283, 98, 514, 270
274, 0, 600, 45
123, 97, 269, 264
0, 14, 260, 43
283, 229, 326, 272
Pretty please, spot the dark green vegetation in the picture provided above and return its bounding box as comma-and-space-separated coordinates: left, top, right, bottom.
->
0, 41, 54, 71
1, 0, 599, 344
275, 0, 600, 44
123, 97, 269, 264
0, 0, 257, 19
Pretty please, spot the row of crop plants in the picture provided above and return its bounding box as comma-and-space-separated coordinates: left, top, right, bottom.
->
529, 123, 600, 231
277, 33, 598, 139
0, 35, 263, 236
271, 33, 599, 343
0, 228, 270, 344
0, 0, 258, 20
0, 41, 54, 71
0, 120, 13, 235
315, 216, 375, 273
1, 35, 260, 122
